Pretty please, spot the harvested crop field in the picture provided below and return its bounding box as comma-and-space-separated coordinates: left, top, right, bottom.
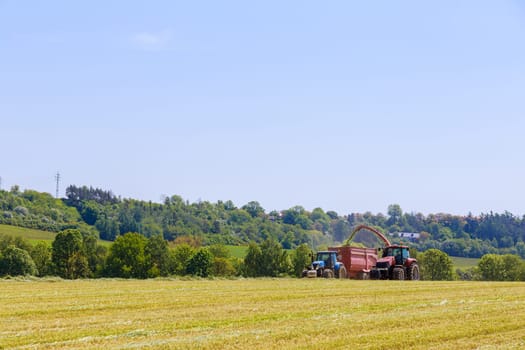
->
1, 278, 524, 349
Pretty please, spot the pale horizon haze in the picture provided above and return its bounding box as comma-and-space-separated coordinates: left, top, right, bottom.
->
1, 1, 524, 216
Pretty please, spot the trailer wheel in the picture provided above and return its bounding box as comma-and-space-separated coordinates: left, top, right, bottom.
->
357, 271, 369, 280
393, 267, 405, 280
338, 266, 347, 279
407, 264, 420, 280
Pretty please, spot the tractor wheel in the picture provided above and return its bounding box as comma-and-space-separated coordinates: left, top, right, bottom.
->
338, 266, 347, 279
323, 269, 334, 278
407, 264, 420, 281
393, 267, 405, 280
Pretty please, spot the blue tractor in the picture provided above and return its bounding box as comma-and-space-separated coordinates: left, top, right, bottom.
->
302, 251, 347, 278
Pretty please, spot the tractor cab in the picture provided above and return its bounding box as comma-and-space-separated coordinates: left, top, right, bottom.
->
382, 245, 411, 266
371, 245, 419, 280
313, 251, 338, 270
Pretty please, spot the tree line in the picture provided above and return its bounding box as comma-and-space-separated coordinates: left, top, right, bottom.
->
1, 186, 525, 259
2, 229, 525, 281
0, 229, 305, 279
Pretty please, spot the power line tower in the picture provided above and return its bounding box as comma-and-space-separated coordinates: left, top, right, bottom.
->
55, 172, 60, 198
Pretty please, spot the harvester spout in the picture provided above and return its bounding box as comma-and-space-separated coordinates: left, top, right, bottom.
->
345, 224, 391, 247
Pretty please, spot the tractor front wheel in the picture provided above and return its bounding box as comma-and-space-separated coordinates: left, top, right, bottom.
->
323, 269, 334, 278
393, 267, 405, 280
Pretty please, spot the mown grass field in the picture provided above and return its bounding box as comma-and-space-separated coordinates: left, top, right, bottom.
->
1, 278, 524, 349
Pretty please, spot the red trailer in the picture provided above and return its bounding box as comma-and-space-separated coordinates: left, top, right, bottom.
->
328, 246, 378, 279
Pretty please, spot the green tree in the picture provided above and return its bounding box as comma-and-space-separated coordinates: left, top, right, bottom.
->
31, 241, 52, 276
0, 234, 32, 253
0, 245, 37, 276
208, 244, 238, 276
52, 229, 90, 279
83, 233, 106, 276
186, 248, 213, 277
104, 232, 148, 278
242, 201, 265, 218
145, 234, 171, 277
477, 254, 525, 281
211, 257, 237, 276
79, 200, 101, 225
95, 215, 120, 241
172, 243, 195, 275
141, 217, 163, 238
68, 251, 90, 279
477, 254, 503, 281
208, 244, 231, 259
501, 254, 525, 281
419, 249, 454, 280
245, 239, 288, 277
387, 204, 403, 226
259, 239, 283, 277
516, 241, 525, 259
292, 243, 312, 277
311, 208, 330, 233
243, 242, 262, 277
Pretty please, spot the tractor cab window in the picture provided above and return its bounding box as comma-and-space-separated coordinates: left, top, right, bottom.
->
385, 248, 400, 257
384, 247, 409, 265
316, 252, 336, 268
317, 253, 331, 266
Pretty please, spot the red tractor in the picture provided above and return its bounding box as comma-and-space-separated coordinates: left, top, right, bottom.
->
370, 245, 419, 280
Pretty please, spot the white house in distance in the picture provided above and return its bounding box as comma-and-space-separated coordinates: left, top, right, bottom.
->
394, 232, 421, 242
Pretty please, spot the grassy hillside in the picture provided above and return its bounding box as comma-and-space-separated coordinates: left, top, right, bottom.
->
225, 245, 248, 258
1, 279, 524, 349
0, 224, 56, 242
450, 256, 479, 270
0, 224, 112, 247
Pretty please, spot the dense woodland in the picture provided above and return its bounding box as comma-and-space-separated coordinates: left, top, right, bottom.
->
1, 185, 525, 259
1, 185, 525, 280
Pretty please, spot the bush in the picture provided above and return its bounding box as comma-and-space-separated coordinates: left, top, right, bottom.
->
186, 248, 213, 277
0, 245, 37, 276
418, 248, 454, 280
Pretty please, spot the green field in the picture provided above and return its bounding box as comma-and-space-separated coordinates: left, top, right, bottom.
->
226, 245, 248, 258
0, 224, 57, 243
1, 278, 524, 349
450, 256, 479, 270
0, 224, 114, 247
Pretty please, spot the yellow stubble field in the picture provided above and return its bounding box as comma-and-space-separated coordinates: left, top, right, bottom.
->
1, 278, 524, 349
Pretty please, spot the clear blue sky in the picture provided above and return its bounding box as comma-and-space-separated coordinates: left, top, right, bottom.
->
1, 1, 524, 216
